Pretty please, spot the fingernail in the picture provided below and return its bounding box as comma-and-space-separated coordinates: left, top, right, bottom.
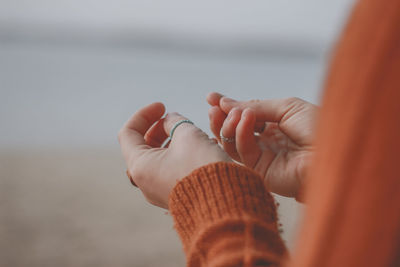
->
242, 108, 254, 119
240, 108, 248, 118
226, 109, 234, 120
227, 108, 241, 122
222, 97, 236, 103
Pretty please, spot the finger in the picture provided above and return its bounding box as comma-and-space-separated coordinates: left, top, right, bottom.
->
221, 108, 242, 162
220, 97, 305, 123
214, 95, 265, 132
236, 108, 262, 168
163, 112, 200, 146
118, 102, 166, 163
208, 106, 226, 142
206, 92, 224, 106
144, 118, 168, 147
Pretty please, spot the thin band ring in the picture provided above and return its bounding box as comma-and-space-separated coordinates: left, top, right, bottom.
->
220, 130, 235, 143
161, 119, 194, 148
128, 119, 194, 187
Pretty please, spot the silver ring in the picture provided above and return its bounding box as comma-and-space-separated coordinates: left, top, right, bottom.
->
161, 119, 194, 148
220, 130, 235, 143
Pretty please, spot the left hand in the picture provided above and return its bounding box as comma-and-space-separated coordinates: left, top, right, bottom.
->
207, 92, 317, 198
118, 102, 231, 209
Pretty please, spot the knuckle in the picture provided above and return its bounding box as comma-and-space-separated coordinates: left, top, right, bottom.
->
245, 99, 262, 110
249, 99, 261, 104
285, 97, 303, 106
248, 99, 261, 106
279, 97, 309, 120
281, 97, 305, 113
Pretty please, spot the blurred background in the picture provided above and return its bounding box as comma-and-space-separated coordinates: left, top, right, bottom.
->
0, 0, 354, 266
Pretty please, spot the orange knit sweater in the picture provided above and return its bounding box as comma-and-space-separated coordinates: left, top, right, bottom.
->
169, 0, 400, 266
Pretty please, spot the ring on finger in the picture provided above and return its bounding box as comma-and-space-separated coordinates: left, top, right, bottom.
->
161, 119, 194, 148
220, 130, 235, 143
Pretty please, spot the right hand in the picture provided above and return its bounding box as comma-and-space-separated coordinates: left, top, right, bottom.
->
118, 102, 231, 209
207, 92, 318, 198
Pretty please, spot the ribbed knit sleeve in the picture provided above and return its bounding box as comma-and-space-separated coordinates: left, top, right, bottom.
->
169, 162, 287, 267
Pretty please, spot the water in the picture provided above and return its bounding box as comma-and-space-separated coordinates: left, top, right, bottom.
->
0, 42, 325, 149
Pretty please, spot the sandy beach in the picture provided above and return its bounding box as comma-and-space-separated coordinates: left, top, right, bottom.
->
0, 148, 302, 266
1, 149, 185, 267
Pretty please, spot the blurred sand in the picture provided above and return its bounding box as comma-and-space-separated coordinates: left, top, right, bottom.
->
0, 149, 301, 266
0, 149, 185, 267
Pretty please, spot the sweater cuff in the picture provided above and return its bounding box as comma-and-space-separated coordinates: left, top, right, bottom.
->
169, 162, 279, 252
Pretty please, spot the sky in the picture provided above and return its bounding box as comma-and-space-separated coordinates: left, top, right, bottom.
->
0, 0, 354, 44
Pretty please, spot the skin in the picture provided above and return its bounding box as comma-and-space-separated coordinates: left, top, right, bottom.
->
118, 94, 318, 209
118, 102, 231, 209
207, 92, 318, 198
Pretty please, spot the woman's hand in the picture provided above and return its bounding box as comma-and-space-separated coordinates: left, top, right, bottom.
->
118, 102, 231, 209
207, 93, 318, 198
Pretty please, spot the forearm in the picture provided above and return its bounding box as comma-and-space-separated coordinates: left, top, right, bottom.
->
169, 162, 287, 267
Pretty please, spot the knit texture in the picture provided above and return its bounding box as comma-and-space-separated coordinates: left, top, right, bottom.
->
169, 162, 287, 266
